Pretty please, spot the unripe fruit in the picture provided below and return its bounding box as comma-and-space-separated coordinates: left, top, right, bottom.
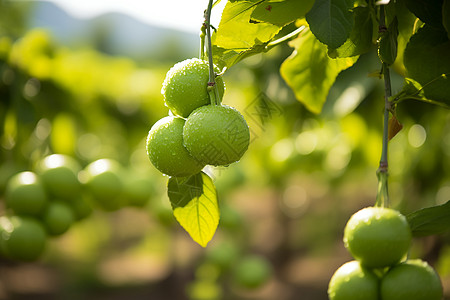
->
161, 58, 225, 117
42, 201, 75, 236
146, 116, 205, 177
5, 171, 48, 216
69, 196, 93, 220
233, 255, 272, 289
82, 159, 125, 211
381, 259, 443, 300
36, 154, 81, 200
183, 105, 250, 166
343, 207, 411, 268
328, 260, 379, 300
0, 216, 47, 261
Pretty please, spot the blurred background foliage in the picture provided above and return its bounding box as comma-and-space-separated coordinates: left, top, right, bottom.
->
0, 1, 449, 300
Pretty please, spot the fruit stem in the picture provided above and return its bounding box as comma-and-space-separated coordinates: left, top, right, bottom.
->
200, 24, 206, 60
376, 5, 391, 208
203, 0, 220, 105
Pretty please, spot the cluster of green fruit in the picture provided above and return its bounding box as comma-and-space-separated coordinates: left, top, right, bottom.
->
0, 154, 154, 262
328, 206, 443, 300
146, 58, 250, 177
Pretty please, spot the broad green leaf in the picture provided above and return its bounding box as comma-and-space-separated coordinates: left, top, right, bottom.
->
168, 172, 219, 247
212, 42, 269, 71
219, 0, 261, 24
405, 0, 444, 30
407, 200, 450, 237
280, 29, 358, 114
378, 17, 399, 65
328, 6, 373, 58
214, 0, 281, 50
250, 0, 314, 26
392, 0, 418, 76
305, 0, 355, 49
403, 25, 450, 104
391, 78, 450, 109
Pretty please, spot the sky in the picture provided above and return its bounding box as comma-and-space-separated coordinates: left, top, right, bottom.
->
29, 0, 226, 34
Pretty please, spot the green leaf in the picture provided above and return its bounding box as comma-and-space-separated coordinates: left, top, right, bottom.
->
405, 0, 444, 29
305, 0, 355, 49
280, 28, 358, 114
391, 78, 450, 109
168, 172, 219, 247
250, 0, 314, 26
328, 6, 374, 58
214, 0, 281, 50
212, 42, 270, 71
407, 200, 450, 237
378, 17, 399, 65
403, 24, 450, 104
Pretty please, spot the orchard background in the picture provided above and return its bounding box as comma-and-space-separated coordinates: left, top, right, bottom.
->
0, 0, 450, 299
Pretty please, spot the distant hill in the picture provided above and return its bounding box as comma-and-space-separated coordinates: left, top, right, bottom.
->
27, 1, 199, 62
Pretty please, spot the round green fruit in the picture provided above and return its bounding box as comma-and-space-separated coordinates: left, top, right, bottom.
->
206, 241, 239, 270
146, 116, 205, 177
162, 58, 225, 118
36, 154, 81, 200
233, 255, 272, 289
123, 172, 155, 207
82, 159, 125, 211
5, 171, 48, 216
42, 201, 75, 236
380, 259, 443, 300
328, 260, 379, 300
69, 196, 93, 220
343, 207, 411, 268
0, 216, 47, 261
183, 105, 250, 166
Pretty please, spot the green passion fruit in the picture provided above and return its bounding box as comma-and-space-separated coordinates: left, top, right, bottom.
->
162, 58, 225, 118
343, 207, 411, 268
183, 105, 250, 166
328, 260, 379, 300
146, 116, 205, 177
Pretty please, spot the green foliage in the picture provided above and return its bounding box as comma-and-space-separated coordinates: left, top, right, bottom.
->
405, 0, 445, 29
168, 172, 219, 247
403, 25, 450, 105
407, 200, 450, 236
250, 0, 314, 27
213, 0, 281, 51
328, 6, 373, 58
305, 0, 355, 49
280, 29, 358, 114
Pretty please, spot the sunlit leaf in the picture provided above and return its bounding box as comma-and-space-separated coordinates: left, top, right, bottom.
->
212, 41, 269, 71
214, 0, 281, 50
51, 113, 77, 155
407, 200, 450, 237
403, 25, 450, 104
168, 172, 219, 247
328, 6, 374, 58
280, 28, 358, 114
305, 0, 355, 49
250, 0, 314, 26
